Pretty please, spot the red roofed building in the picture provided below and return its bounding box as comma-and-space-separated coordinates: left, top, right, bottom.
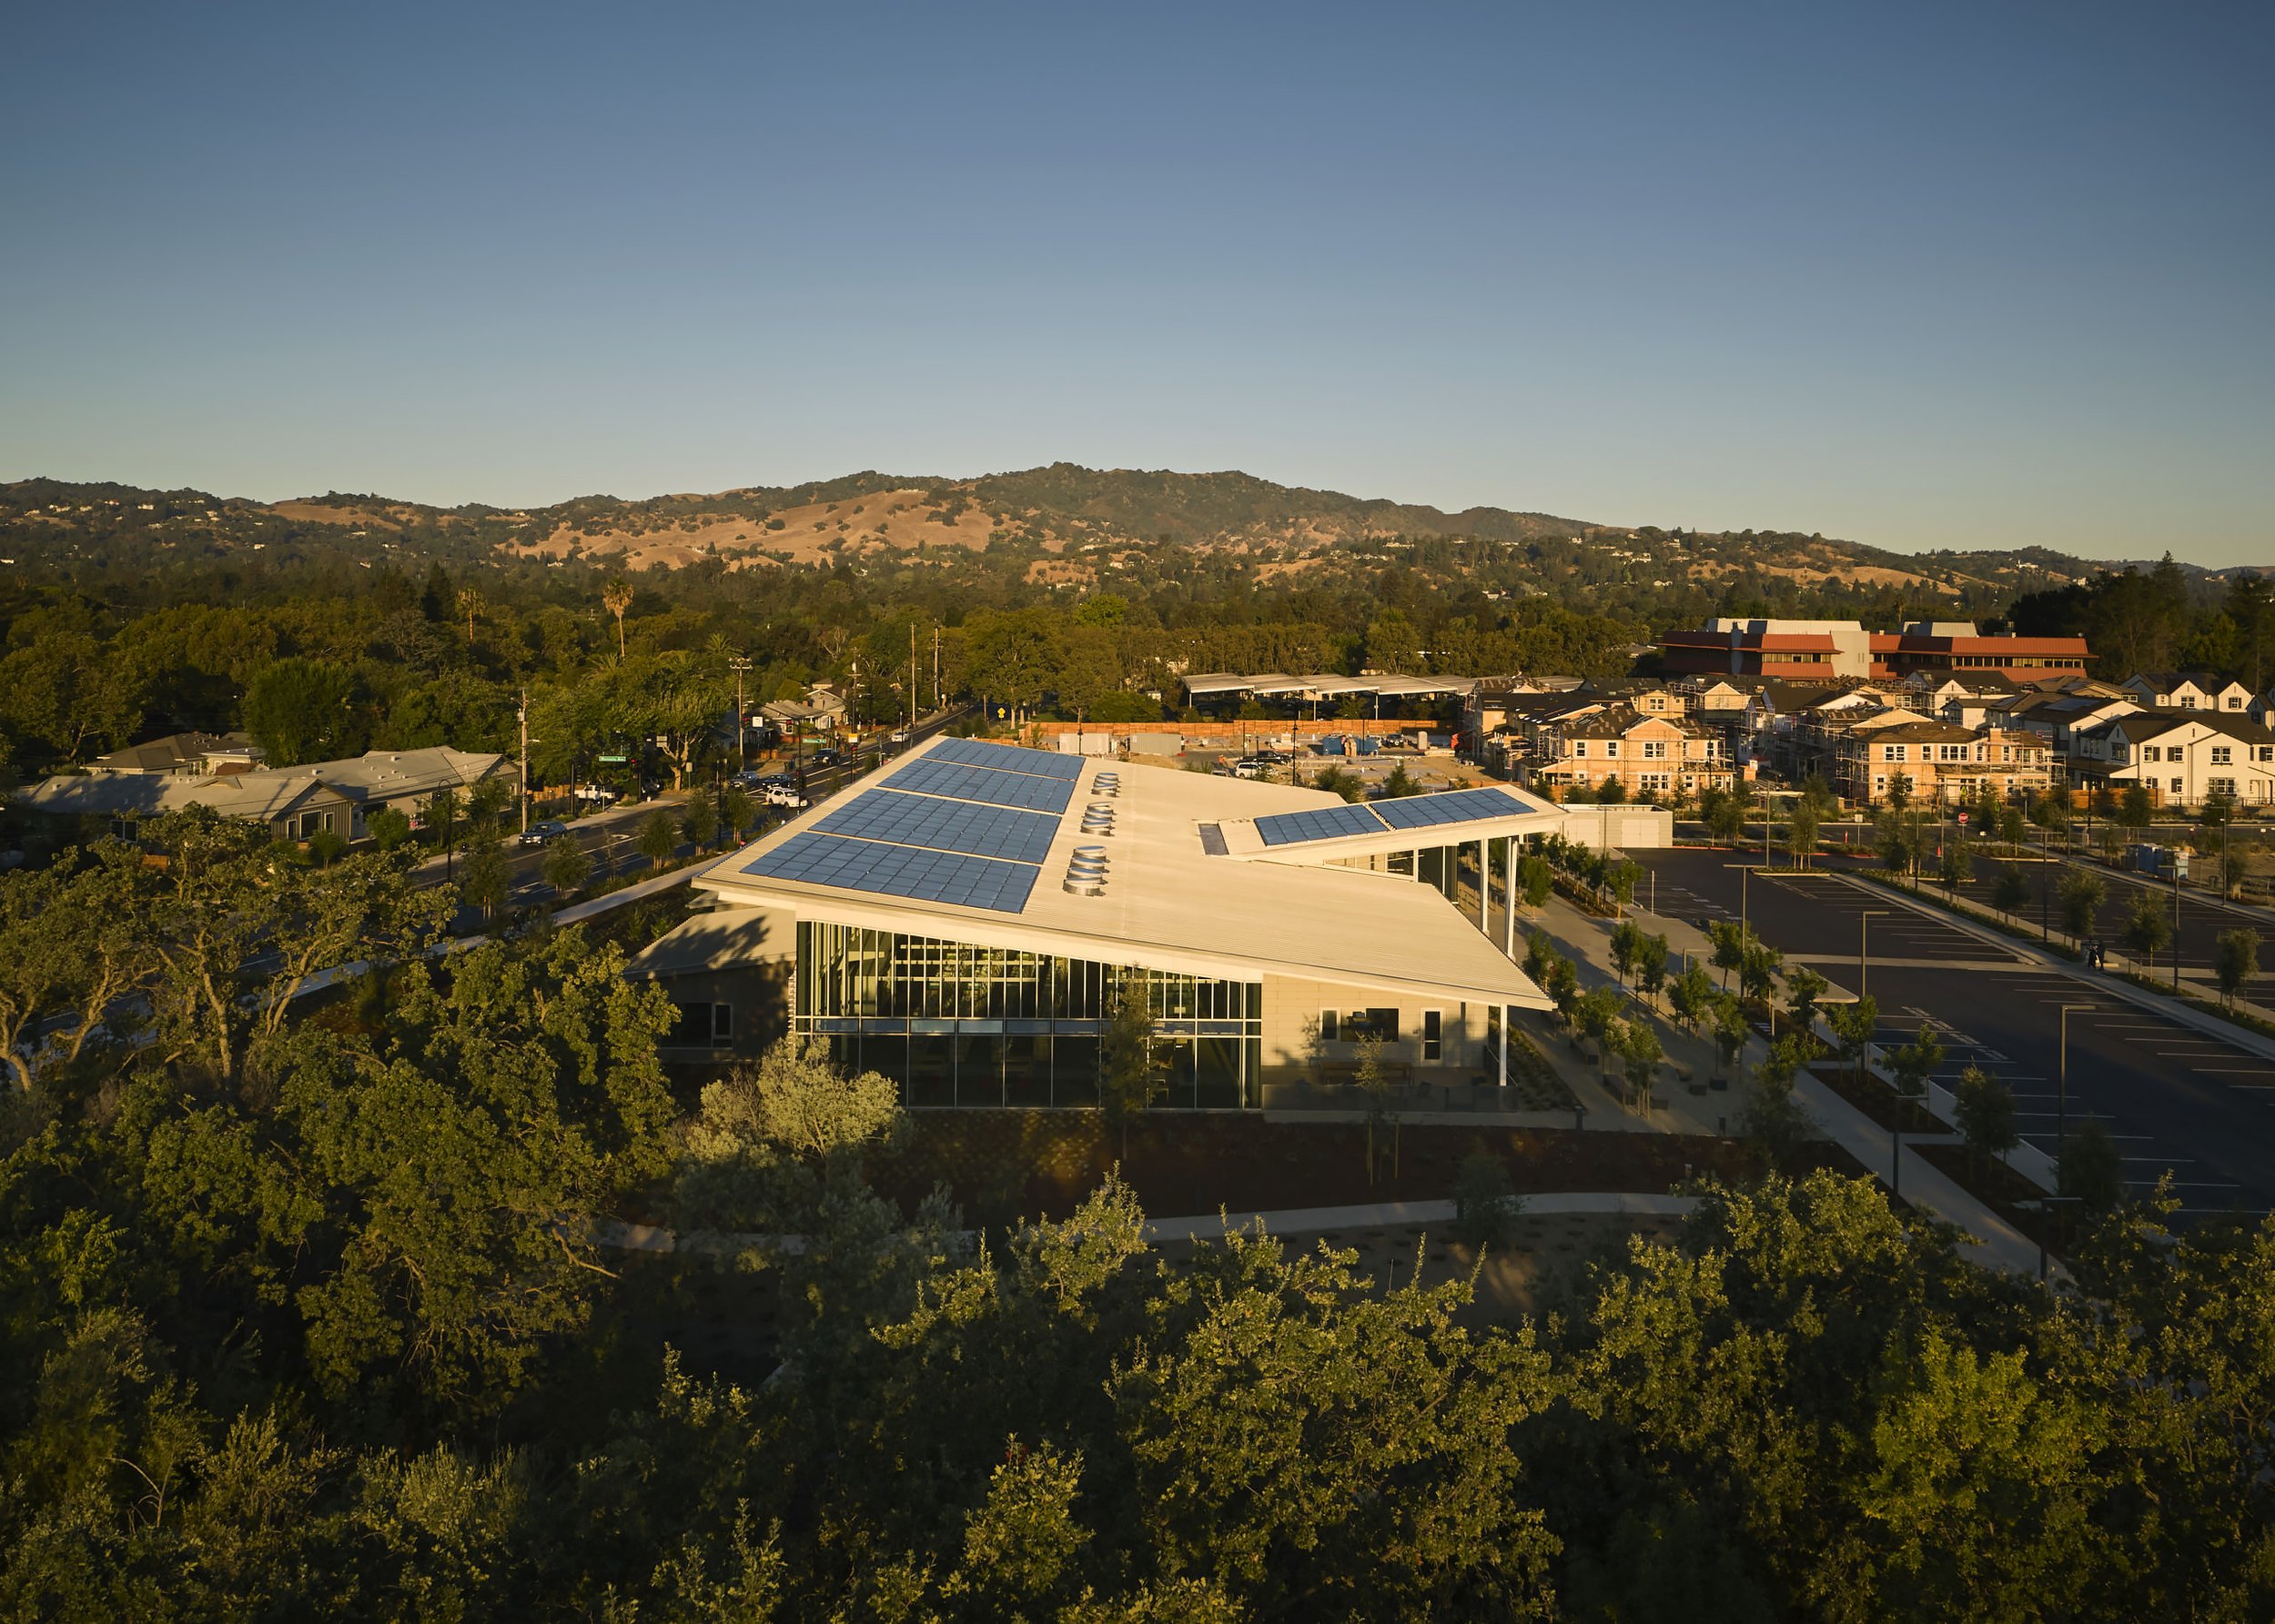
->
1658, 618, 2088, 683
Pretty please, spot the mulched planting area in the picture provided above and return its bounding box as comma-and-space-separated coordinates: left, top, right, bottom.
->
870, 1112, 1862, 1227
1812, 1064, 1945, 1135
1913, 1142, 2056, 1251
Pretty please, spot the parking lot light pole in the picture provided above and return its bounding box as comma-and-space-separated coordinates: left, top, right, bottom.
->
2058, 1003, 2093, 1171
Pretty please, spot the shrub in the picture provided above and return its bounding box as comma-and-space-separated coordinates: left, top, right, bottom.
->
1452, 1152, 1524, 1248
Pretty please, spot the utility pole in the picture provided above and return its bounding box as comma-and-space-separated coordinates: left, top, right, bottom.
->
909, 622, 917, 733
518, 689, 530, 835
729, 655, 752, 772
933, 625, 941, 715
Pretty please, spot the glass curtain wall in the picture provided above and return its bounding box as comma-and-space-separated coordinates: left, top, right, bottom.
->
794, 921, 1262, 1109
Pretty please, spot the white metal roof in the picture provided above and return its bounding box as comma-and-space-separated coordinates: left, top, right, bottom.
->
698, 736, 1557, 1008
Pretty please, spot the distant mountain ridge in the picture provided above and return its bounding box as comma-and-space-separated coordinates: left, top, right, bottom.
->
0, 465, 2250, 595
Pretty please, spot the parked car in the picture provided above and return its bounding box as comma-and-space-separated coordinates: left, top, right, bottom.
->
1229, 757, 1265, 779
518, 818, 570, 847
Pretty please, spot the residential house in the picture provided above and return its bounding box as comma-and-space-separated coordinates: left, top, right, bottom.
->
90, 731, 266, 776
2121, 672, 2253, 713
1527, 707, 1737, 800
1658, 617, 2091, 682
2069, 711, 2275, 807
1833, 721, 2054, 807
20, 746, 516, 845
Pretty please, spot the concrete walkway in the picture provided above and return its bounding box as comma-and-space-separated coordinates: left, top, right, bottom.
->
1144, 1191, 1700, 1243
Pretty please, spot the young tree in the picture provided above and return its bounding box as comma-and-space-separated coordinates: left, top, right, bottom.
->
1618, 1017, 1663, 1114
1954, 1064, 2018, 1176
366, 805, 413, 852
1738, 938, 1785, 1014
1379, 762, 1420, 799
1572, 986, 1624, 1062
1709, 918, 1749, 991
2058, 868, 2107, 941
1635, 933, 1671, 1010
682, 793, 719, 852
1827, 995, 1879, 1092
1784, 965, 1828, 1040
719, 784, 754, 843
1992, 862, 2030, 920
1710, 991, 1750, 1087
1610, 919, 1645, 987
1937, 830, 1971, 891
460, 826, 512, 923
1669, 960, 1715, 1035
638, 807, 681, 867
1518, 852, 1554, 912
1785, 801, 1823, 870
541, 832, 592, 898
1607, 860, 1642, 919
2119, 889, 2171, 965
1099, 971, 1167, 1160
1451, 1152, 1523, 1247
1354, 1032, 1401, 1182
2118, 783, 2153, 831
2058, 1117, 2126, 1215
1739, 1033, 1815, 1159
2215, 926, 2260, 1012
1887, 1023, 1946, 1120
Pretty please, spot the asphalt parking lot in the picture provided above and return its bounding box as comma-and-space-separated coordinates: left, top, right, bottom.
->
1633, 847, 2275, 1217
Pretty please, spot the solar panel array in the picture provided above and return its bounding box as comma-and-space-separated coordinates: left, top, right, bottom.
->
1257, 786, 1536, 846
884, 756, 1075, 812
741, 738, 1089, 913
1371, 786, 1530, 831
1255, 803, 1388, 846
746, 832, 1038, 913
815, 788, 1059, 864
928, 736, 1084, 780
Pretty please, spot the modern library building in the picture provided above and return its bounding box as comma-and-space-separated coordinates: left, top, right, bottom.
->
629, 736, 1566, 1109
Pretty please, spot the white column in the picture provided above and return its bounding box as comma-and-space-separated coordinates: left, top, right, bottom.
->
1498, 1005, 1509, 1089
1504, 837, 1518, 957
1476, 837, 1489, 930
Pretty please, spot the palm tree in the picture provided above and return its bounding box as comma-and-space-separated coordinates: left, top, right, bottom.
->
602, 580, 633, 658
456, 586, 485, 646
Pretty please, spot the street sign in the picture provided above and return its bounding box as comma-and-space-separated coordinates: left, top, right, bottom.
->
1956, 812, 1968, 825
598, 753, 627, 763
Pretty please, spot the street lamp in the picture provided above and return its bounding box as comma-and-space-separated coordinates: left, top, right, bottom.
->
2057, 1003, 2093, 1174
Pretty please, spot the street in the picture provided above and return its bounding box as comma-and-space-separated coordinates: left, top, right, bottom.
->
1631, 846, 2275, 1218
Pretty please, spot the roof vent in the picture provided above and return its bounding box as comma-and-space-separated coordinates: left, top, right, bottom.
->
1090, 773, 1121, 798
1063, 844, 1109, 895
1080, 802, 1117, 836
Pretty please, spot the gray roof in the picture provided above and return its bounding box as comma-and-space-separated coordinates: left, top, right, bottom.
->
22, 747, 511, 822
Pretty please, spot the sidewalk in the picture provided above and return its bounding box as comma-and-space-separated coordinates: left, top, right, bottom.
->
1144, 1191, 1699, 1243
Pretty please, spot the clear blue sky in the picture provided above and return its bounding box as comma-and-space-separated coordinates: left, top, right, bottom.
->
3, 3, 2269, 563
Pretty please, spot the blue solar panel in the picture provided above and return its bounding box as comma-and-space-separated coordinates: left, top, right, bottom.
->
929, 736, 1084, 780
1255, 803, 1388, 846
815, 789, 1059, 864
884, 757, 1077, 813
1370, 786, 1532, 831
745, 832, 1038, 913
